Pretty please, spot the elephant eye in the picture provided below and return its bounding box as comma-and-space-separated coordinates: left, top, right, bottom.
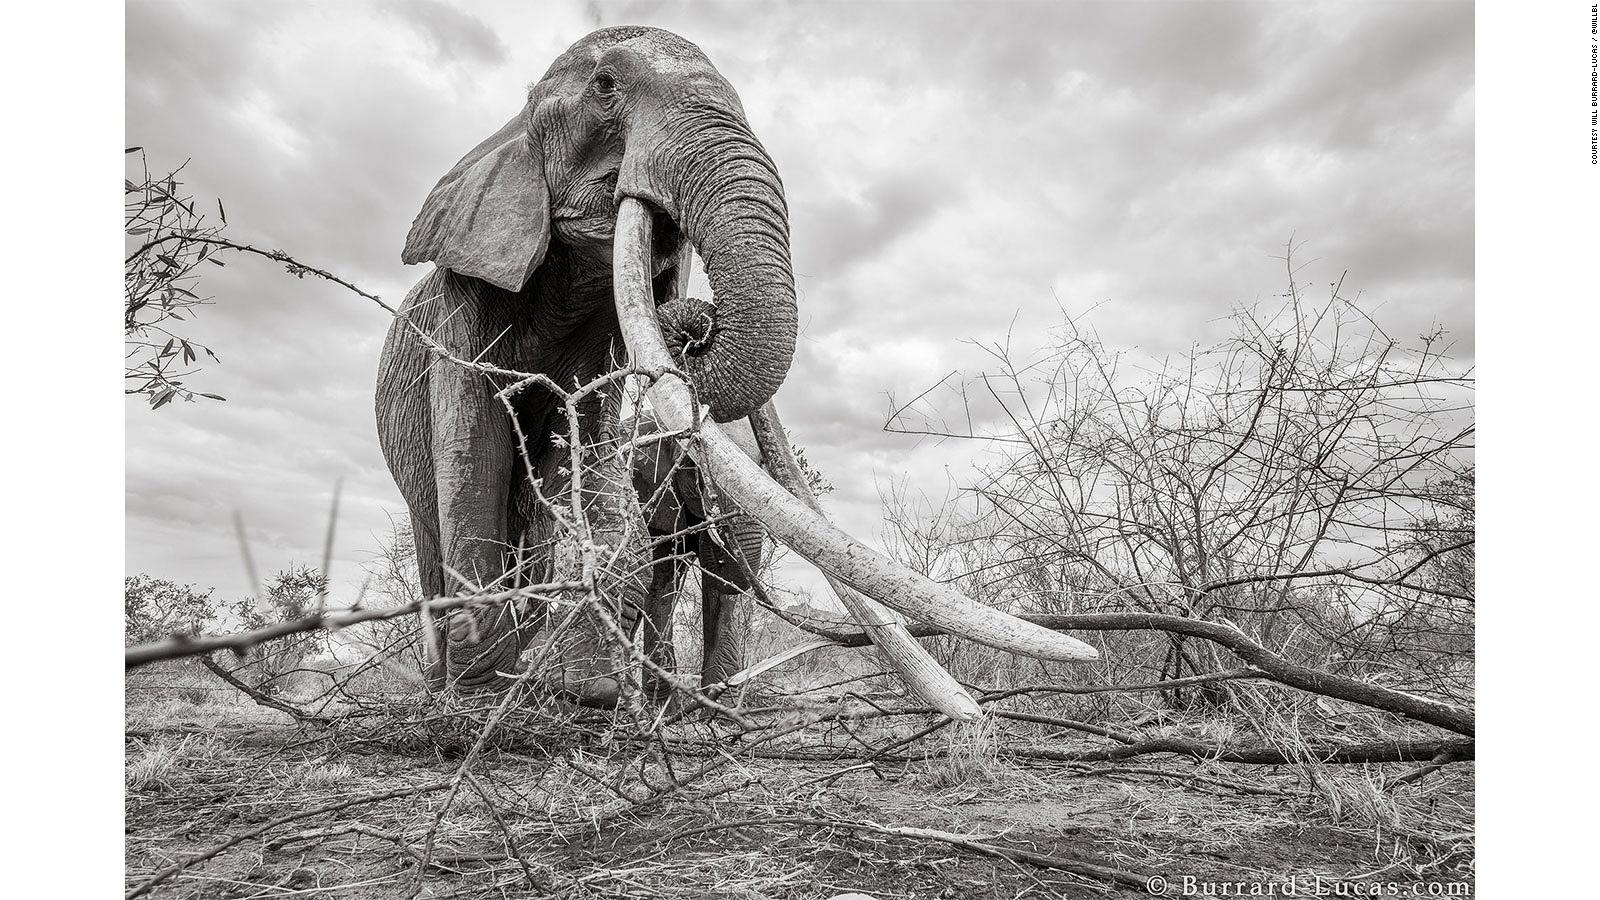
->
594, 71, 617, 96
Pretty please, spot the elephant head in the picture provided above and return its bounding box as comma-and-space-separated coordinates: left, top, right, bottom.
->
402, 25, 795, 423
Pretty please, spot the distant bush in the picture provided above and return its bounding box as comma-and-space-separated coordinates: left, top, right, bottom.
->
125, 574, 217, 645
223, 566, 329, 696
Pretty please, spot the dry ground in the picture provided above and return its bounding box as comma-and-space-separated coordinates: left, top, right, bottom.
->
126, 681, 1474, 900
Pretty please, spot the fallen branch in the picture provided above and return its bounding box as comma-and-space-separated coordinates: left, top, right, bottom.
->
199, 653, 327, 723
992, 709, 1137, 744
804, 611, 1473, 736
267, 821, 513, 870
1071, 764, 1288, 796
653, 816, 1150, 888
979, 668, 1267, 702
1012, 737, 1473, 765
1385, 748, 1468, 789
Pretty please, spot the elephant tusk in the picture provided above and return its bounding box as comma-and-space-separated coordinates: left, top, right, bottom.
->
748, 402, 983, 721
613, 198, 1099, 665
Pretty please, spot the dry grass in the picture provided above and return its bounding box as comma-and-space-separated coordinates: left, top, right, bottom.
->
125, 734, 219, 793
124, 672, 1474, 899
915, 714, 1005, 790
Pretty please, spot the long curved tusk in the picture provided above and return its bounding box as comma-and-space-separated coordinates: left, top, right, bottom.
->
613, 198, 1099, 664
749, 403, 983, 720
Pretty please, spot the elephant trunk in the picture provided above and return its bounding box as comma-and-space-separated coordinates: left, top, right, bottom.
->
623, 107, 797, 422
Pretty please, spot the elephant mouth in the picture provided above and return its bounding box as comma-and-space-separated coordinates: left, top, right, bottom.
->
611, 197, 1101, 671
646, 202, 683, 269
553, 198, 684, 279
620, 198, 683, 284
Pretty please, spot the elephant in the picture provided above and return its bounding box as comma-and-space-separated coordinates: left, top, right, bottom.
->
376, 25, 1099, 712
376, 26, 795, 701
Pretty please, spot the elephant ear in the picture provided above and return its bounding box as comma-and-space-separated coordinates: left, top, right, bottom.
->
402, 110, 550, 292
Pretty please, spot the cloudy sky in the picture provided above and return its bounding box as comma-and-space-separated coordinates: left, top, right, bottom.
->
125, 0, 1473, 607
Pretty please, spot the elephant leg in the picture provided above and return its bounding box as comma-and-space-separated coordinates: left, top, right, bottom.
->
640, 536, 682, 704
410, 510, 448, 690
699, 513, 764, 690
378, 273, 496, 691
423, 271, 524, 692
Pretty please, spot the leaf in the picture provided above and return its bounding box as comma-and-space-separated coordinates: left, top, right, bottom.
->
161, 338, 175, 357
181, 340, 195, 364
151, 388, 176, 410
217, 197, 227, 224
198, 393, 227, 402
125, 146, 143, 154
209, 258, 225, 267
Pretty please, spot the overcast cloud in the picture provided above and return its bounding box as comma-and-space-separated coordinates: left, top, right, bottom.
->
125, 0, 1473, 607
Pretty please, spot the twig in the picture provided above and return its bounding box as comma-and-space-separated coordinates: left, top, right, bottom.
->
653, 815, 1150, 888
1384, 748, 1466, 789
125, 580, 583, 668
199, 654, 327, 723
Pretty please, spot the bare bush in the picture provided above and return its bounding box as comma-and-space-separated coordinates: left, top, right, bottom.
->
881, 245, 1473, 743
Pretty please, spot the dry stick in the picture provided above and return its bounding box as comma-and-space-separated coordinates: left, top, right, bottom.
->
199, 653, 327, 723
749, 402, 984, 721
653, 816, 1149, 888
864, 715, 957, 763
315, 478, 343, 613
232, 510, 262, 597
1012, 736, 1473, 766
602, 698, 928, 818
992, 709, 1137, 744
125, 781, 450, 899
413, 651, 553, 891
1384, 748, 1466, 789
979, 668, 1267, 702
266, 822, 509, 870
463, 771, 543, 889
124, 581, 583, 668
1071, 764, 1288, 797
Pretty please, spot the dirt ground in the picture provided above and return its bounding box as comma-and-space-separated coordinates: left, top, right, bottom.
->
125, 690, 1474, 900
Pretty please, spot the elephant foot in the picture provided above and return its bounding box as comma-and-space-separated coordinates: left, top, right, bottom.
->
547, 670, 624, 708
